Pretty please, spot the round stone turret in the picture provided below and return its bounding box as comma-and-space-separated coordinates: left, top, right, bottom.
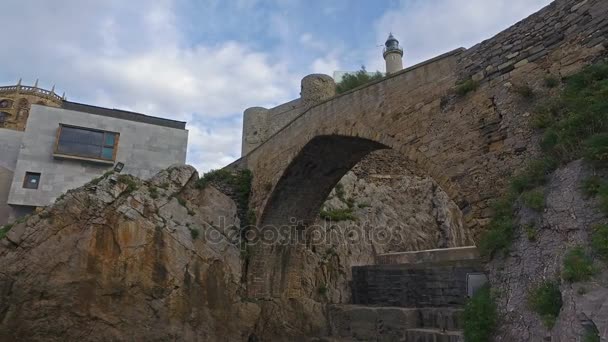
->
300, 74, 336, 109
241, 106, 269, 156
383, 33, 404, 75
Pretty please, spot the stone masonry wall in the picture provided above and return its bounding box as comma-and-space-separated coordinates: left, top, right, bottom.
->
351, 260, 483, 308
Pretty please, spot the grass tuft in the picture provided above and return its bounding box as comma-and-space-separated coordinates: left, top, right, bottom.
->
320, 208, 357, 222
562, 247, 595, 282
528, 281, 563, 328
544, 75, 560, 88
522, 188, 545, 211
117, 174, 138, 193
463, 285, 497, 342
591, 224, 608, 261
455, 79, 479, 96
513, 83, 535, 99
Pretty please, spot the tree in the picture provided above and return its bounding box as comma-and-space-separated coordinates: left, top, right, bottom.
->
335, 66, 384, 94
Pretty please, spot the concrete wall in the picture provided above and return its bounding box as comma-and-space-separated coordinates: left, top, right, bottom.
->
0, 128, 24, 224
7, 105, 188, 207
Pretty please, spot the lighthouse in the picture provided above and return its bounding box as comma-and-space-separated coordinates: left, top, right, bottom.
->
383, 33, 404, 74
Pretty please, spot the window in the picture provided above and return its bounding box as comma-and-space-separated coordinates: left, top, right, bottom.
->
23, 172, 41, 189
54, 125, 119, 162
0, 99, 12, 109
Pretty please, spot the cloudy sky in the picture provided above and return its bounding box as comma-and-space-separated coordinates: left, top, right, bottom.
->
1, 0, 552, 172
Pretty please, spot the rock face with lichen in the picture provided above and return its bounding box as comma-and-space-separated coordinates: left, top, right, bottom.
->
489, 160, 608, 341
0, 158, 472, 341
0, 166, 261, 341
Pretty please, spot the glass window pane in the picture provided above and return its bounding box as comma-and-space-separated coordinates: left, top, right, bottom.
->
23, 172, 41, 189
57, 141, 101, 158
59, 126, 103, 145
101, 147, 114, 159
104, 133, 116, 146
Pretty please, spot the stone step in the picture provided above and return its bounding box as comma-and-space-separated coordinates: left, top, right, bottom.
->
376, 246, 480, 266
327, 305, 464, 341
418, 307, 463, 331
405, 328, 463, 342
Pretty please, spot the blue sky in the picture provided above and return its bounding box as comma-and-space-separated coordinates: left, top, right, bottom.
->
0, 0, 551, 171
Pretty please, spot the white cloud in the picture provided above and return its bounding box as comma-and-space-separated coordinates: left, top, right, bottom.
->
368, 0, 553, 70
0, 0, 301, 172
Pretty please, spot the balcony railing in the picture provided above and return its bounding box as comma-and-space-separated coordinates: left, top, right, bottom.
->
0, 84, 64, 102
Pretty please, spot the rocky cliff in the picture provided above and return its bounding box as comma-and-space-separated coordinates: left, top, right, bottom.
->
0, 158, 468, 341
0, 167, 261, 341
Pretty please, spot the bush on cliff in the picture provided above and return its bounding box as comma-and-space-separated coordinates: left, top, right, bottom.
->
562, 247, 595, 282
463, 285, 497, 342
335, 67, 384, 94
528, 281, 562, 328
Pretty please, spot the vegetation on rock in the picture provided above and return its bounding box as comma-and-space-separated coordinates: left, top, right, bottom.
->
319, 208, 357, 222
455, 79, 479, 96
463, 285, 497, 342
528, 281, 563, 328
479, 60, 608, 258
562, 247, 595, 282
591, 224, 608, 261
335, 67, 384, 94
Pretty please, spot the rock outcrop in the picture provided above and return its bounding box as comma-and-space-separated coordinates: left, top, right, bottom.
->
0, 166, 260, 341
489, 160, 608, 341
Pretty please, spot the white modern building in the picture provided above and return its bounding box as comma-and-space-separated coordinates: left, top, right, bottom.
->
0, 82, 189, 225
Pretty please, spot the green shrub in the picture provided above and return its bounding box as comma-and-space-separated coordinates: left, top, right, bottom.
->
591, 224, 608, 261
478, 195, 516, 257
463, 285, 497, 342
522, 188, 545, 211
510, 158, 557, 194
582, 176, 603, 197
599, 183, 608, 214
537, 61, 608, 162
530, 111, 552, 130
455, 79, 479, 96
0, 223, 14, 240
563, 247, 595, 282
583, 327, 600, 342
513, 83, 535, 99
189, 227, 200, 240
528, 281, 563, 328
149, 187, 159, 199
335, 67, 384, 94
320, 208, 357, 222
317, 284, 329, 297
117, 174, 138, 193
583, 133, 608, 166
196, 169, 253, 209
524, 224, 537, 241
544, 75, 560, 88
177, 197, 187, 207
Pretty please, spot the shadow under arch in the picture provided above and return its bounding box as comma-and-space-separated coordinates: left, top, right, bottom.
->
259, 134, 388, 228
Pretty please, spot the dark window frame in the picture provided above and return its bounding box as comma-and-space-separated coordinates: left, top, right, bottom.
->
23, 172, 41, 189
53, 124, 120, 162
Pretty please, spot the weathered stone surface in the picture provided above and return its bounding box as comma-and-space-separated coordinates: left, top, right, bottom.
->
234, 0, 608, 298
490, 160, 608, 341
0, 166, 262, 341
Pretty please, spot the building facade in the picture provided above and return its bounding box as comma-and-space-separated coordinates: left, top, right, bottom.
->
0, 82, 189, 225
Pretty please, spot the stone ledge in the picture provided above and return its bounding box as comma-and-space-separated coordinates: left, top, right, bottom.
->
376, 246, 480, 265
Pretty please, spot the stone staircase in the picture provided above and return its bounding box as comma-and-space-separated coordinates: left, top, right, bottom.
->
314, 247, 484, 342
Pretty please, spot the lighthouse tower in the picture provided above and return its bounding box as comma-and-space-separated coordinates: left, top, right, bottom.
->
383, 33, 404, 75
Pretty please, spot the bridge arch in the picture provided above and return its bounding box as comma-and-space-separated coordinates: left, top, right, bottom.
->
259, 135, 388, 227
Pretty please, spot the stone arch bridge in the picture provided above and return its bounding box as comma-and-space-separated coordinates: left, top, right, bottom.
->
228, 0, 608, 297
